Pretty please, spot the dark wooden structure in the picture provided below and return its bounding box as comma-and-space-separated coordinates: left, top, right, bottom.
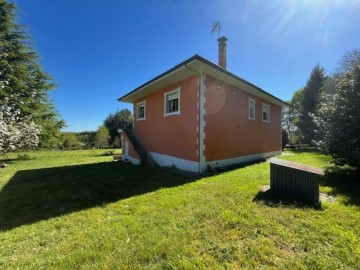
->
269, 158, 325, 203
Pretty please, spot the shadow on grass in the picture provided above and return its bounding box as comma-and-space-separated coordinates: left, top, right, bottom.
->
1, 155, 36, 163
211, 159, 266, 174
253, 189, 322, 210
322, 166, 360, 206
0, 161, 199, 231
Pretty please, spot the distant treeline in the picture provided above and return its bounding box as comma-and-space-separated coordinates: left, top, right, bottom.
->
62, 129, 118, 150
61, 108, 133, 150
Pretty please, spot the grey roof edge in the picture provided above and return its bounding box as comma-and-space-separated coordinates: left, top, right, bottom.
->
118, 54, 289, 107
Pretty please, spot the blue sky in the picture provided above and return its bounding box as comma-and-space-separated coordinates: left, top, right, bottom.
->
13, 0, 360, 132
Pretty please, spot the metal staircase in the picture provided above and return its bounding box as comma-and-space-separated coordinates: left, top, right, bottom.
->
124, 128, 154, 164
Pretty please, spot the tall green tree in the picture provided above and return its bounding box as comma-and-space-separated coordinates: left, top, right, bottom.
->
103, 108, 132, 146
282, 88, 304, 144
94, 126, 110, 148
297, 65, 326, 144
0, 0, 65, 149
314, 50, 360, 169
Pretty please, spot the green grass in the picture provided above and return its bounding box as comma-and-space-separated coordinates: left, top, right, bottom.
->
0, 149, 359, 269
279, 148, 333, 168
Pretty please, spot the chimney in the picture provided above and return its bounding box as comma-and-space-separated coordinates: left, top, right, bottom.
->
217, 36, 228, 69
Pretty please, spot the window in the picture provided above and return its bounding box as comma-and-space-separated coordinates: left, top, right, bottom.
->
164, 87, 180, 116
136, 101, 145, 120
262, 103, 270, 122
248, 98, 255, 120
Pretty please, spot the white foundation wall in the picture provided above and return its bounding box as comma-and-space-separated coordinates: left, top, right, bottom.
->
150, 152, 200, 172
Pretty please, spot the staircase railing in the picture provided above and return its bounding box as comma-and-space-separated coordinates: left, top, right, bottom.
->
124, 128, 148, 163
118, 120, 154, 165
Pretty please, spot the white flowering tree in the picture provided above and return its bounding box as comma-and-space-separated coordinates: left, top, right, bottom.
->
313, 50, 360, 169
0, 67, 41, 160
0, 103, 41, 158
0, 1, 65, 152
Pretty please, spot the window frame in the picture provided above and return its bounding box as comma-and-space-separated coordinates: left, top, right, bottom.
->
262, 103, 270, 123
248, 97, 256, 120
136, 100, 146, 121
164, 87, 181, 117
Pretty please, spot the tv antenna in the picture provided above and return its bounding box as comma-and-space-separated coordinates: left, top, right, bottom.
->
211, 20, 222, 38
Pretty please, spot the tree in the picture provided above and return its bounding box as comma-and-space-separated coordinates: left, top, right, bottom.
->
103, 109, 132, 146
76, 131, 96, 148
282, 88, 304, 144
0, 101, 41, 158
62, 133, 83, 149
1, 49, 41, 156
0, 1, 65, 151
314, 51, 360, 169
335, 49, 360, 75
94, 126, 110, 148
282, 128, 289, 150
297, 65, 326, 144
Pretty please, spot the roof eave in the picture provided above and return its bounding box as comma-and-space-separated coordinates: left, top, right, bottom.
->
118, 55, 200, 103
118, 55, 289, 108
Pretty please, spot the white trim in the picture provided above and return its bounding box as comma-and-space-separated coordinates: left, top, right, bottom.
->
122, 155, 141, 165
164, 87, 181, 116
121, 64, 190, 102
199, 74, 207, 172
150, 152, 199, 172
248, 97, 255, 120
206, 150, 282, 169
136, 100, 146, 121
262, 103, 270, 123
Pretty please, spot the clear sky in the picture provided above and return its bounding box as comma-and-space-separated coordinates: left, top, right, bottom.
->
13, 0, 360, 132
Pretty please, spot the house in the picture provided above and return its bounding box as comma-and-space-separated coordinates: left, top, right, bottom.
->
118, 37, 288, 173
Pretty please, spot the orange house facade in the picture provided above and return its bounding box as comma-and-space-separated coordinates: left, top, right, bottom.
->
119, 53, 288, 173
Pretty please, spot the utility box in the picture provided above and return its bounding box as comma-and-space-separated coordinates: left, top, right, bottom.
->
269, 158, 325, 203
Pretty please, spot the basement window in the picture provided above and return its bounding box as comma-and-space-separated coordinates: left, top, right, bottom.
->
262, 103, 270, 122
164, 87, 180, 116
248, 97, 255, 120
136, 101, 146, 120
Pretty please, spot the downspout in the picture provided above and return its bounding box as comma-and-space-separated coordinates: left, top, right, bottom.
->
185, 64, 206, 173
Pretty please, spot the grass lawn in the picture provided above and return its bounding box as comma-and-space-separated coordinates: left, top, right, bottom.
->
0, 149, 359, 269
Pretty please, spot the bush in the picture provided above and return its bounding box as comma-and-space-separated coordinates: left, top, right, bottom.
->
62, 133, 84, 150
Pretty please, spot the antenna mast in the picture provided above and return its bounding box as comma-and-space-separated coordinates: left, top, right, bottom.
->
211, 20, 222, 38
